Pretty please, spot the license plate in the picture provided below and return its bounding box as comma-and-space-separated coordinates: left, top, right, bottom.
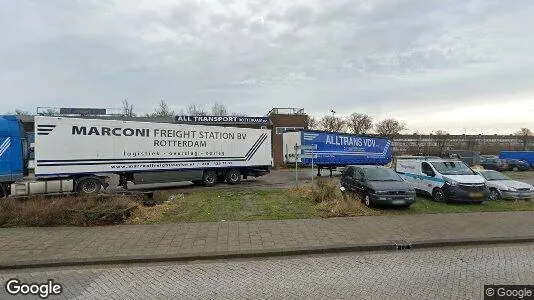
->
392, 200, 405, 205
469, 192, 484, 198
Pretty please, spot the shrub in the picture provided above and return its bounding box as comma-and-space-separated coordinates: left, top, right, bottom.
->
311, 178, 342, 203
0, 195, 138, 227
315, 193, 378, 218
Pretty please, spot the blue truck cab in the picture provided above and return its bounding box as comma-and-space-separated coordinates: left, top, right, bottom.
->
0, 115, 28, 196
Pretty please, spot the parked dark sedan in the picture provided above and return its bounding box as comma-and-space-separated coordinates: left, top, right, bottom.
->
340, 165, 416, 208
479, 157, 508, 171
504, 159, 530, 171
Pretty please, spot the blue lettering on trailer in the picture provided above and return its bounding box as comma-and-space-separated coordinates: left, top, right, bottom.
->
299, 131, 392, 166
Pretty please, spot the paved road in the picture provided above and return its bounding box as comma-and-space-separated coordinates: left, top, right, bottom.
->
1, 243, 533, 299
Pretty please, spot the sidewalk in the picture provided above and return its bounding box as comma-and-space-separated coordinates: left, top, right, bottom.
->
1, 211, 534, 269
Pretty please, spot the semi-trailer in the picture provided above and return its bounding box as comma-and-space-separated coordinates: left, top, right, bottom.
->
282, 130, 392, 175
0, 116, 272, 197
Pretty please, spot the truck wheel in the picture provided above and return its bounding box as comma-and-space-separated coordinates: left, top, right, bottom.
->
432, 188, 446, 203
76, 177, 102, 195
202, 171, 217, 187
0, 183, 7, 198
225, 169, 241, 185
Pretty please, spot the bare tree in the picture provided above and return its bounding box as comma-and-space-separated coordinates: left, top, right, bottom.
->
121, 99, 135, 117
8, 109, 31, 116
320, 116, 346, 132
186, 103, 207, 116
231, 112, 248, 117
375, 119, 407, 137
146, 100, 174, 118
434, 130, 450, 153
307, 116, 319, 130
346, 113, 373, 134
515, 128, 533, 150
211, 103, 228, 116
37, 109, 57, 116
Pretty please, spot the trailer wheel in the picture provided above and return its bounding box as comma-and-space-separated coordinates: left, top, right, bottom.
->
225, 169, 241, 185
76, 177, 102, 195
202, 171, 217, 187
0, 183, 7, 198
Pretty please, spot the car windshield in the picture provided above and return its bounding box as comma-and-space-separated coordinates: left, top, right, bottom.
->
430, 161, 475, 175
363, 168, 402, 181
481, 171, 510, 181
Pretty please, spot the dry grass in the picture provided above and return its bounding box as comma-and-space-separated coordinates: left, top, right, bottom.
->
287, 184, 314, 199
311, 178, 343, 203
315, 192, 379, 218
0, 195, 138, 227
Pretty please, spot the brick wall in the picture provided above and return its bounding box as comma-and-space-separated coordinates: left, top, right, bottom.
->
268, 114, 308, 168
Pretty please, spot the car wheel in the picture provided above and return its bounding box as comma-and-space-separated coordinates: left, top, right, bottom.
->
489, 188, 501, 200
512, 166, 519, 171
432, 188, 446, 203
364, 194, 373, 208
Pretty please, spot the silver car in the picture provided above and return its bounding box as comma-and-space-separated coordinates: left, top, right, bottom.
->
476, 170, 534, 200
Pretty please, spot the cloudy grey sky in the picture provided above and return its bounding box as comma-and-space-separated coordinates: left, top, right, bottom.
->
1, 0, 533, 134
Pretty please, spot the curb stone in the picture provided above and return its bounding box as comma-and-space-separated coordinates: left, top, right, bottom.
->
1, 236, 534, 270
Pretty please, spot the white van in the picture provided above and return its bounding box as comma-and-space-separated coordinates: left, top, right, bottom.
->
394, 157, 489, 203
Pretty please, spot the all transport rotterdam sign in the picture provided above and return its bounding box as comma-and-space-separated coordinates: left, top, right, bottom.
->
175, 116, 270, 125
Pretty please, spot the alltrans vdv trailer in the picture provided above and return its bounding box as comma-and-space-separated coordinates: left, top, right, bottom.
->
282, 130, 393, 176
0, 116, 272, 197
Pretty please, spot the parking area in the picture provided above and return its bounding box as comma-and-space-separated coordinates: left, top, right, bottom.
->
118, 169, 534, 194
111, 168, 343, 193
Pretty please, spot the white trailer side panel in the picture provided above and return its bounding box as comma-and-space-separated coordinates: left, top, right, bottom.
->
282, 131, 302, 164
34, 116, 271, 176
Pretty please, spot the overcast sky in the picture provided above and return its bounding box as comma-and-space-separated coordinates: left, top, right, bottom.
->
1, 0, 533, 134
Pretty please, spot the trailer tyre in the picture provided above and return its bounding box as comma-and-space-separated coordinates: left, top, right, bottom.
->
76, 177, 102, 195
0, 183, 7, 198
202, 171, 217, 187
225, 169, 241, 185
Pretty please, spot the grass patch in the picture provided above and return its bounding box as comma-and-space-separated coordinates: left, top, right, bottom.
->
393, 196, 534, 215
133, 175, 534, 224
132, 188, 316, 224
0, 195, 138, 227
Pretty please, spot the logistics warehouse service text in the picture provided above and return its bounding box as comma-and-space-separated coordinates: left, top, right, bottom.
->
71, 125, 248, 147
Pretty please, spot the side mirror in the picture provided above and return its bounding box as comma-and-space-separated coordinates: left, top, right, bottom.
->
423, 170, 435, 177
